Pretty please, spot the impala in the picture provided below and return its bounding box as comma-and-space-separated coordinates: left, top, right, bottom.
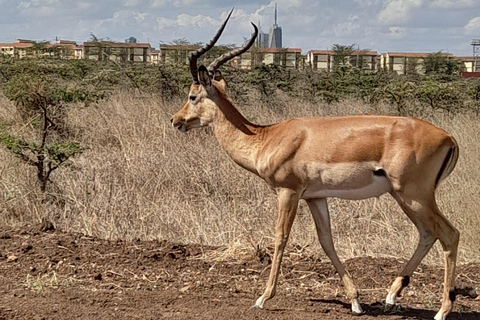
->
171, 10, 460, 320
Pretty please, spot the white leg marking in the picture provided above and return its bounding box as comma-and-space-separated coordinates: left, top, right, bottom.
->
434, 310, 447, 320
385, 291, 397, 306
352, 298, 363, 314
254, 296, 265, 309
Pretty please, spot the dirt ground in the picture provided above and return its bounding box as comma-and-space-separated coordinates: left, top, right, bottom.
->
0, 224, 478, 320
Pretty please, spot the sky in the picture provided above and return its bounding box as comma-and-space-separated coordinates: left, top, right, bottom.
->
1, 0, 480, 56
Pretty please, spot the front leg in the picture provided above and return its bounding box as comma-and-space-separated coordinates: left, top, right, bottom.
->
253, 188, 299, 309
306, 198, 363, 314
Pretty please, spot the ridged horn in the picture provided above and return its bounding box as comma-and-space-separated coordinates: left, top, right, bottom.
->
189, 8, 233, 85
208, 23, 258, 75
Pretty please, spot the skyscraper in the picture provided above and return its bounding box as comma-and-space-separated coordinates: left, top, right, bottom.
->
255, 21, 269, 48
268, 3, 282, 48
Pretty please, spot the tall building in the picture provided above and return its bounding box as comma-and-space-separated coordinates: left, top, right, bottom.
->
268, 3, 282, 48
255, 21, 269, 48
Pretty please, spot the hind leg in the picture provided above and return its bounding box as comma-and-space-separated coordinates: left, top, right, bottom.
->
386, 193, 437, 307
388, 192, 459, 320
433, 205, 459, 320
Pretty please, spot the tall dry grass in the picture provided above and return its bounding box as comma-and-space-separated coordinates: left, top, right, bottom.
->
0, 91, 479, 265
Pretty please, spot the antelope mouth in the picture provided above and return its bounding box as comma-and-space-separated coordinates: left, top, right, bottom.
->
172, 120, 188, 132
173, 118, 203, 132
177, 123, 187, 132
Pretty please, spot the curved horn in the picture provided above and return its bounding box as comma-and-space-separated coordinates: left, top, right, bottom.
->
189, 8, 233, 84
208, 23, 258, 75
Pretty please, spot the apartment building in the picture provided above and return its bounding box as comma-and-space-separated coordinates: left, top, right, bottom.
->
379, 52, 455, 75
75, 45, 84, 59
44, 40, 77, 59
0, 39, 79, 59
83, 41, 151, 63
456, 56, 476, 72
239, 47, 302, 70
158, 44, 201, 64
0, 39, 35, 58
2, 37, 478, 76
306, 50, 379, 72
151, 49, 160, 64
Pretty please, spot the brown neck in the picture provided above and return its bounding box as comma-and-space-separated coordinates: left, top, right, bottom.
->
210, 93, 264, 174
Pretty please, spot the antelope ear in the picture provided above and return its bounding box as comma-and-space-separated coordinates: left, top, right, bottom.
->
198, 65, 211, 89
214, 70, 226, 89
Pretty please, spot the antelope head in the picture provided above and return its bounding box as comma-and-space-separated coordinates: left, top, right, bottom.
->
171, 10, 258, 132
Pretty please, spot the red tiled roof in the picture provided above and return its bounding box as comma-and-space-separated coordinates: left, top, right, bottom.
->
15, 39, 35, 43
1, 42, 76, 49
386, 52, 454, 58
83, 41, 151, 48
308, 50, 378, 56
307, 50, 334, 55
449, 56, 473, 61
160, 44, 201, 50
0, 42, 33, 48
254, 47, 302, 53
56, 40, 77, 45
47, 43, 76, 48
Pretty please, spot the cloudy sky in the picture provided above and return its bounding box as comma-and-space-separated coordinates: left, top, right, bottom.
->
1, 0, 480, 56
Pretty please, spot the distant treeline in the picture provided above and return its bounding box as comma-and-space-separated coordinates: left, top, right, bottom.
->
1, 55, 480, 117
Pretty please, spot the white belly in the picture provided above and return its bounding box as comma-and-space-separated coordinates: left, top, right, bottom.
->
302, 175, 391, 200
301, 163, 391, 200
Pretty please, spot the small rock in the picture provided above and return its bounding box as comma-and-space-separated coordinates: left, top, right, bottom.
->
7, 255, 18, 262
180, 285, 190, 293
22, 243, 33, 253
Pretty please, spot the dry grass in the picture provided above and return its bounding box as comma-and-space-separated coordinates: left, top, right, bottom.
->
1, 91, 479, 266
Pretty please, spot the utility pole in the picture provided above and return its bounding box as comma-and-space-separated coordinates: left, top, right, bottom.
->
472, 39, 480, 72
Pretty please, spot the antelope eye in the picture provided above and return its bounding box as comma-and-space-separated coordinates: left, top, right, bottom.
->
189, 95, 197, 101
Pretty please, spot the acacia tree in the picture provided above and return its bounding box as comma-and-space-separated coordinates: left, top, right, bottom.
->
425, 52, 462, 75
0, 59, 108, 194
331, 43, 356, 72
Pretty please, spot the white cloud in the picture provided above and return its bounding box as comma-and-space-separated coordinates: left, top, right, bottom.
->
430, 0, 474, 8
353, 0, 381, 6
156, 16, 175, 28
465, 16, 480, 33
123, 0, 143, 6
15, 0, 97, 18
151, 0, 196, 8
151, 0, 166, 7
273, 0, 302, 9
18, 1, 30, 9
226, 7, 269, 33
331, 15, 361, 37
151, 0, 177, 8
94, 9, 155, 34
377, 0, 423, 24
176, 14, 218, 28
